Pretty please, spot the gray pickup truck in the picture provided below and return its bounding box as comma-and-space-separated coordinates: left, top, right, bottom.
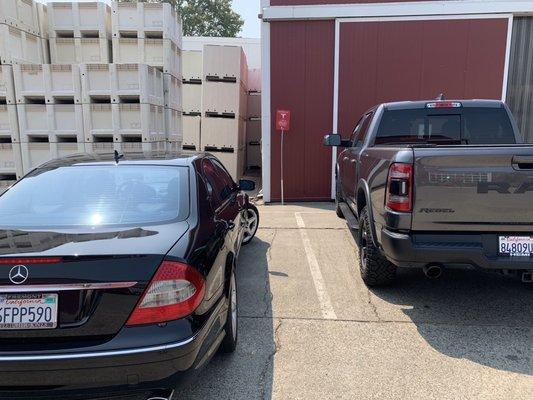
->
325, 99, 533, 286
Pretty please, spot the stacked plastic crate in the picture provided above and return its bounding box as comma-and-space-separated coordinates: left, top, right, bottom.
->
202, 45, 248, 181
112, 1, 183, 150
13, 63, 85, 174
0, 0, 49, 190
182, 50, 202, 150
247, 69, 262, 170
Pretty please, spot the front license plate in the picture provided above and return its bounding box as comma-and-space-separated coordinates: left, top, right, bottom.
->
0, 293, 58, 330
499, 236, 533, 257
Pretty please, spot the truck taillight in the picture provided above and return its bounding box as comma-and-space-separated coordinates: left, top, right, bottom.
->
385, 163, 413, 213
126, 261, 205, 326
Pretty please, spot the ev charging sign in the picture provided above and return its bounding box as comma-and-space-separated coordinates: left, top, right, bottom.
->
276, 110, 291, 132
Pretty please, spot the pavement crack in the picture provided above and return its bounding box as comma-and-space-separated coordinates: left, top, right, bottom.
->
366, 289, 381, 322
262, 229, 277, 317
259, 318, 282, 400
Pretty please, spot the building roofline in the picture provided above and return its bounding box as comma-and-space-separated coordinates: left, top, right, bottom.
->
262, 0, 533, 21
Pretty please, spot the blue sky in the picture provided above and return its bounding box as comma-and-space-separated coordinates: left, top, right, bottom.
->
41, 0, 262, 38
232, 0, 261, 38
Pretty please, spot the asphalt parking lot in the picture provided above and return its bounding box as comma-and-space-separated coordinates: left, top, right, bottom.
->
181, 202, 532, 400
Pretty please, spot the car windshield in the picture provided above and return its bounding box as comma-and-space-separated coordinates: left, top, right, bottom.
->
0, 165, 189, 228
375, 107, 516, 145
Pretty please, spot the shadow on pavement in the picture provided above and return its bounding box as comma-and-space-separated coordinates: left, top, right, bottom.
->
370, 268, 532, 375
179, 235, 275, 399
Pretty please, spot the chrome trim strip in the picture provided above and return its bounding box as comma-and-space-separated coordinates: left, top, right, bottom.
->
0, 282, 138, 293
0, 335, 197, 361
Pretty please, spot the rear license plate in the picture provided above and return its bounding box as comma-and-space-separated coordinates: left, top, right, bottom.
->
0, 293, 58, 330
499, 236, 533, 257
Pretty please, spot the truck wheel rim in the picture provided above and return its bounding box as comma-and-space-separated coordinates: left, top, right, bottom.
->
360, 226, 368, 268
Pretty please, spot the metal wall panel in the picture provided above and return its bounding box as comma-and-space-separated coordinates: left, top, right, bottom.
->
271, 0, 427, 5
338, 18, 509, 138
507, 17, 533, 143
270, 20, 335, 201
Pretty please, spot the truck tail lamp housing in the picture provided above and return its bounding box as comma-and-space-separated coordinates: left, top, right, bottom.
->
385, 163, 413, 213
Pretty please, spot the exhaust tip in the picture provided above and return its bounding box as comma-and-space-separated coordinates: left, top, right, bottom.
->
423, 264, 443, 280
147, 390, 174, 400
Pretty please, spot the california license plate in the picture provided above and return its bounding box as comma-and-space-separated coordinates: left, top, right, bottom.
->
0, 293, 58, 330
499, 236, 533, 257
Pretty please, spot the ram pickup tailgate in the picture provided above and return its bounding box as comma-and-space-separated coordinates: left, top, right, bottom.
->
412, 145, 533, 232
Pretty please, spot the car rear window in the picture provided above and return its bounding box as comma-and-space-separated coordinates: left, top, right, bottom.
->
0, 165, 189, 228
375, 107, 516, 145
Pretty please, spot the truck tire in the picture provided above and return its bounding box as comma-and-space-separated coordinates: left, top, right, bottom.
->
335, 178, 345, 219
358, 206, 397, 286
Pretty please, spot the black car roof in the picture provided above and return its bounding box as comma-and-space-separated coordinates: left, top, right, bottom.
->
36, 150, 211, 170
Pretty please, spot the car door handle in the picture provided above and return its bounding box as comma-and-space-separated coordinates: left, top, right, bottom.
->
512, 156, 533, 170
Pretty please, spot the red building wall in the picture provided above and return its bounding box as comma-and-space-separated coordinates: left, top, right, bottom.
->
337, 18, 509, 137
270, 20, 335, 202
269, 16, 509, 201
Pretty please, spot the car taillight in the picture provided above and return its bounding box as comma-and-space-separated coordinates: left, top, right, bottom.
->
385, 163, 413, 213
126, 261, 205, 326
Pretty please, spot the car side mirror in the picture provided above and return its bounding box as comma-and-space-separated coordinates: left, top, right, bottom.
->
324, 134, 351, 147
324, 134, 341, 146
238, 179, 255, 191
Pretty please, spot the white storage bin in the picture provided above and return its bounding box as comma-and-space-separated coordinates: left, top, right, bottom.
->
79, 64, 111, 100
167, 140, 182, 152
112, 38, 180, 78
203, 45, 248, 86
208, 148, 245, 182
247, 143, 261, 169
17, 104, 84, 142
0, 0, 40, 36
246, 119, 261, 142
0, 105, 20, 141
80, 64, 164, 105
247, 92, 261, 118
201, 117, 245, 150
0, 25, 44, 65
183, 83, 201, 115
19, 141, 51, 173
0, 66, 16, 104
50, 38, 111, 64
86, 141, 167, 156
164, 108, 182, 142
0, 141, 23, 178
83, 103, 165, 142
19, 141, 83, 173
183, 115, 200, 149
163, 73, 182, 111
37, 2, 48, 38
112, 1, 182, 46
114, 64, 164, 105
13, 64, 82, 104
202, 81, 247, 117
48, 1, 111, 39
183, 50, 202, 82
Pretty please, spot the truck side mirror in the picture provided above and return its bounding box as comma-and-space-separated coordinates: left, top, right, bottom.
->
323, 134, 342, 146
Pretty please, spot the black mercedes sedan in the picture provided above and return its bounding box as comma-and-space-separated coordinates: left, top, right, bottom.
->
0, 152, 259, 400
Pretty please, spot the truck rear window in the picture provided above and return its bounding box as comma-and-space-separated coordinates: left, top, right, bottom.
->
375, 107, 516, 145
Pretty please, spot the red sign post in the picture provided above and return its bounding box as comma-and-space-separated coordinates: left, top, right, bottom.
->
276, 110, 291, 132
275, 110, 291, 205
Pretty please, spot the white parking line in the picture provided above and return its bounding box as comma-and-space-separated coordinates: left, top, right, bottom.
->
295, 212, 337, 320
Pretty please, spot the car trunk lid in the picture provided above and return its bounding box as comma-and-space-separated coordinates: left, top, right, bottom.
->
0, 222, 188, 349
